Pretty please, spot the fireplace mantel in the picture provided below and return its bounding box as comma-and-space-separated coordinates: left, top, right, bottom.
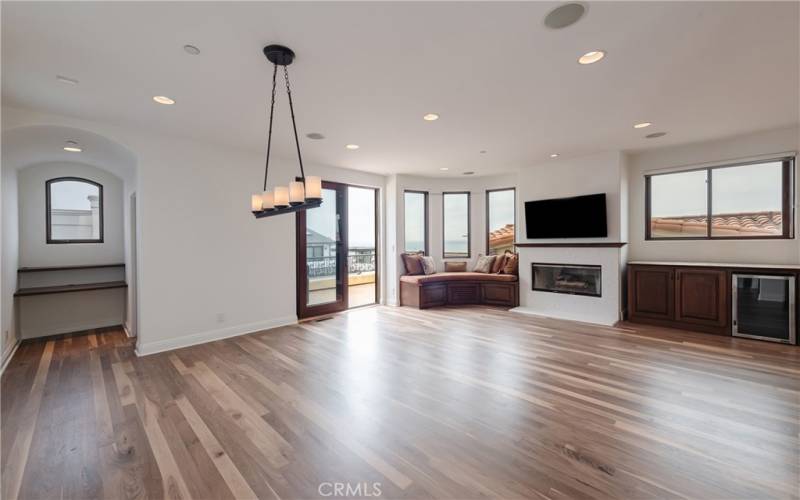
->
515, 242, 627, 248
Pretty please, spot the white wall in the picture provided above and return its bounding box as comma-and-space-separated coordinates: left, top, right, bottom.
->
517, 151, 625, 243
513, 247, 622, 326
2, 105, 386, 355
514, 151, 627, 325
18, 162, 125, 267
1, 166, 19, 366
385, 175, 399, 305
627, 126, 799, 265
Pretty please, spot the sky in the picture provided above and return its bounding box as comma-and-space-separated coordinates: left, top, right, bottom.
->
306, 186, 376, 248
651, 161, 782, 217
50, 180, 98, 210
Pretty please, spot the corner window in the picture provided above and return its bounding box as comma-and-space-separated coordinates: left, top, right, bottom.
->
443, 192, 470, 258
46, 177, 104, 244
486, 188, 515, 254
404, 191, 428, 253
646, 158, 793, 240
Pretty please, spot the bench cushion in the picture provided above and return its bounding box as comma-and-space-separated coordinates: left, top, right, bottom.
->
400, 272, 518, 285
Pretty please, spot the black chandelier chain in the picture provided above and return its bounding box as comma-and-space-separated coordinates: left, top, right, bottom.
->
262, 62, 278, 192
283, 65, 306, 181
261, 61, 307, 192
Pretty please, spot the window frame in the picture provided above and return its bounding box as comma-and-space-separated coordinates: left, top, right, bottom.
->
645, 158, 794, 241
403, 190, 429, 255
485, 187, 516, 255
442, 191, 471, 259
46, 176, 105, 244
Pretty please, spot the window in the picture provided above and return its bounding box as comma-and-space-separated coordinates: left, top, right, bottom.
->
404, 191, 428, 253
646, 158, 793, 240
443, 192, 470, 258
46, 177, 104, 243
486, 188, 515, 254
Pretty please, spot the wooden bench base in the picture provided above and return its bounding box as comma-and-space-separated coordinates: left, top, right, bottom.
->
400, 279, 519, 309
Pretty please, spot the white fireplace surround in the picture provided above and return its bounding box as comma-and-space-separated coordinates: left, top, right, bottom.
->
512, 245, 625, 326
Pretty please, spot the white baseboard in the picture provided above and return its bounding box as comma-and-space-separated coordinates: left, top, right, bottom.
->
510, 306, 617, 327
135, 315, 297, 357
1, 340, 21, 376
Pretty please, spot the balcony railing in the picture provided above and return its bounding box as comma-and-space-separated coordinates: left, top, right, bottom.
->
307, 250, 376, 278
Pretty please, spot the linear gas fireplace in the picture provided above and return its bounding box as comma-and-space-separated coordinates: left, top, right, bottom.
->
532, 263, 602, 297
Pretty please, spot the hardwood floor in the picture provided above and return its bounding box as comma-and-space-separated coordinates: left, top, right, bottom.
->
2, 306, 798, 499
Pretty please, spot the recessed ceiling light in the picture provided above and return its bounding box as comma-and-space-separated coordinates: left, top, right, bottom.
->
423, 113, 439, 121
634, 122, 652, 129
153, 95, 175, 105
550, 153, 559, 158
544, 3, 586, 29
645, 132, 667, 139
440, 167, 449, 171
463, 171, 475, 176
306, 132, 325, 140
578, 50, 605, 65
56, 75, 79, 85
63, 141, 82, 152
345, 144, 360, 150
183, 45, 200, 55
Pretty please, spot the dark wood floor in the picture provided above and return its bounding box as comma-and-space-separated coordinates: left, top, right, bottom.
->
2, 306, 799, 499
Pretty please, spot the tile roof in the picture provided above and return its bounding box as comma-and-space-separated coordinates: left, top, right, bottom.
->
489, 223, 515, 246
651, 211, 782, 237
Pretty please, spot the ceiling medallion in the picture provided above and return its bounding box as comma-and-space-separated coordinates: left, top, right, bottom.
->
251, 44, 322, 218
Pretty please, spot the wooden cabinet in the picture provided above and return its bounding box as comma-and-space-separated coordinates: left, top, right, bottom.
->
628, 264, 729, 335
447, 283, 480, 304
674, 268, 727, 327
629, 266, 674, 321
482, 283, 519, 306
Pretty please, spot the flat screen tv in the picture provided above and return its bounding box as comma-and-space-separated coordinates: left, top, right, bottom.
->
525, 193, 607, 238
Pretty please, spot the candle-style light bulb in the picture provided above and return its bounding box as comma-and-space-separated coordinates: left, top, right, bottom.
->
305, 176, 322, 200
289, 181, 305, 205
262, 190, 274, 210
251, 194, 263, 212
274, 186, 289, 208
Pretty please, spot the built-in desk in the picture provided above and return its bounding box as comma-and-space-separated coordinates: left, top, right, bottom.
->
15, 263, 127, 339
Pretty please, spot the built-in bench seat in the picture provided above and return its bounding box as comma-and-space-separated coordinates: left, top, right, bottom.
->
400, 272, 519, 309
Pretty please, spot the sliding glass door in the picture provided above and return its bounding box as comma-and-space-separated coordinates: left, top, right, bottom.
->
296, 181, 378, 319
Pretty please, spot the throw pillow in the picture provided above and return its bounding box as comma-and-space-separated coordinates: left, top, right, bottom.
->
401, 252, 424, 275
420, 256, 436, 275
502, 252, 519, 275
444, 261, 467, 272
491, 253, 507, 274
472, 255, 496, 273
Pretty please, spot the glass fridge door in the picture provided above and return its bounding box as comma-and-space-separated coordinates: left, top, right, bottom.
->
733, 274, 795, 344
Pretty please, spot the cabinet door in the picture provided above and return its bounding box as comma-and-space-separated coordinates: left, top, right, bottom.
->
629, 266, 674, 320
447, 283, 480, 304
675, 268, 728, 327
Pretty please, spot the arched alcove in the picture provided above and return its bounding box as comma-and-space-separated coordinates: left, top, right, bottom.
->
1, 125, 140, 358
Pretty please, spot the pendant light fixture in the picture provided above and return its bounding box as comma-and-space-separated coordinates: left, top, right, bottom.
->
251, 44, 322, 218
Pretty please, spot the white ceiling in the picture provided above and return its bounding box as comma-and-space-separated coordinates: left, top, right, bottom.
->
2, 1, 798, 177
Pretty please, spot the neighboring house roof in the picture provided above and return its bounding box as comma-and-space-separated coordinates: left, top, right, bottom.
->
489, 223, 515, 247
306, 228, 335, 244
651, 211, 782, 237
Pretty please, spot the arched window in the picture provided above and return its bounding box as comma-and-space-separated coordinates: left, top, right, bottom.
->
46, 177, 104, 243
